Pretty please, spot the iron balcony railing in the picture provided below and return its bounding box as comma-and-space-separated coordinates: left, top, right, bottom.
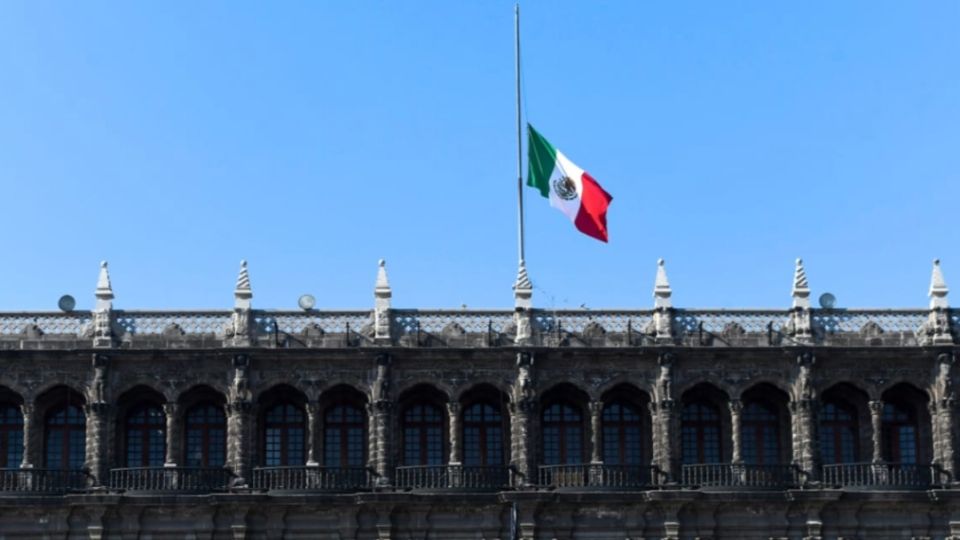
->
538, 464, 664, 489
681, 463, 804, 489
395, 465, 511, 490
0, 468, 89, 494
109, 467, 233, 492
821, 462, 950, 489
252, 466, 369, 492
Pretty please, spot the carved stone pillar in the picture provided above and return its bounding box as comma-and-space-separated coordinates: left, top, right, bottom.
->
368, 400, 394, 486
652, 399, 680, 482
227, 401, 253, 486
163, 403, 180, 467
790, 399, 817, 481
729, 400, 743, 464
447, 402, 462, 465
306, 401, 320, 466
509, 399, 535, 487
19, 404, 34, 468
84, 402, 113, 487
869, 400, 884, 463
934, 398, 956, 478
588, 400, 603, 464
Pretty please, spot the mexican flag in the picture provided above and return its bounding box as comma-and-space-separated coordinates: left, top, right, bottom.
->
527, 124, 613, 242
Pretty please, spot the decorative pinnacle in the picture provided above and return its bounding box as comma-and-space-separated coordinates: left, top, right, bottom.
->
234, 260, 252, 308
514, 260, 532, 291
513, 259, 532, 309
375, 259, 392, 299
792, 258, 811, 309
654, 258, 672, 309
95, 260, 114, 310
930, 258, 949, 309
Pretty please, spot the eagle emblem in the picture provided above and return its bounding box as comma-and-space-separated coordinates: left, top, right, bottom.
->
553, 175, 578, 201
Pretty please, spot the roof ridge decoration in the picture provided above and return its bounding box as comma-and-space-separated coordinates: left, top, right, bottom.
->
791, 258, 811, 310
374, 259, 392, 341
930, 258, 949, 309
654, 258, 672, 309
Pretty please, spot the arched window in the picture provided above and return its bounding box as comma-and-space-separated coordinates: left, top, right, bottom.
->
402, 403, 444, 466
602, 401, 643, 465
820, 400, 858, 464
324, 403, 365, 468
185, 404, 226, 467
681, 402, 722, 464
542, 402, 583, 465
263, 404, 305, 467
125, 405, 165, 467
0, 405, 23, 468
463, 402, 503, 466
882, 401, 918, 464
741, 401, 780, 465
45, 405, 85, 470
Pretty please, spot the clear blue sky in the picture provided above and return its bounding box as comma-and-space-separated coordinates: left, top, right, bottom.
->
1, 2, 957, 311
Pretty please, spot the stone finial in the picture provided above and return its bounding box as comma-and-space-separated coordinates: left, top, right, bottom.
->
234, 260, 252, 310
654, 258, 672, 309
374, 259, 392, 340
513, 259, 533, 310
930, 259, 949, 309
791, 258, 811, 309
95, 261, 114, 311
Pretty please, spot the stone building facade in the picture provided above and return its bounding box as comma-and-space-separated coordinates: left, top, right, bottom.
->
0, 258, 958, 539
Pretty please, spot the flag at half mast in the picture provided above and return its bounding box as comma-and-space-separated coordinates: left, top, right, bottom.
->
527, 124, 613, 242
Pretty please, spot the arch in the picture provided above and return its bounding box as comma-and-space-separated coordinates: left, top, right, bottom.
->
540, 383, 589, 466
681, 383, 730, 465
459, 384, 510, 467
881, 383, 931, 465
820, 383, 870, 464
177, 385, 227, 410
259, 384, 308, 467
740, 383, 791, 466
0, 387, 24, 468
38, 386, 86, 470
319, 385, 368, 468
600, 384, 651, 467
395, 380, 454, 404
398, 384, 448, 466
115, 385, 168, 468
597, 378, 654, 400
454, 381, 513, 405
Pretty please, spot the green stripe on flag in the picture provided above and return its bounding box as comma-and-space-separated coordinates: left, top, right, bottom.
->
527, 124, 557, 198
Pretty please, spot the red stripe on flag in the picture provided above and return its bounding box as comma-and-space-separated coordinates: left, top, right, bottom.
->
574, 172, 612, 243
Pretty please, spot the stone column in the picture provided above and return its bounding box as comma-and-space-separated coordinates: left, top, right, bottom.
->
368, 400, 394, 487
934, 398, 956, 479
588, 400, 603, 464
306, 401, 320, 466
509, 399, 535, 487
163, 403, 180, 467
652, 399, 680, 483
869, 400, 884, 463
84, 403, 113, 487
447, 402, 462, 465
227, 401, 253, 486
19, 404, 34, 468
729, 400, 743, 464
790, 399, 817, 482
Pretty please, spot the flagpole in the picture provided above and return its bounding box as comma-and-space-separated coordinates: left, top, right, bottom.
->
515, 3, 525, 265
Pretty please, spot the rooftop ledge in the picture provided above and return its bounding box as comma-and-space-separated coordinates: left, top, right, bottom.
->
0, 258, 955, 349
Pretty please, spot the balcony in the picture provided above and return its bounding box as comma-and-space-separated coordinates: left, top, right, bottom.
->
109, 467, 234, 493
822, 462, 950, 490
395, 465, 511, 491
681, 463, 803, 489
538, 464, 663, 490
252, 466, 369, 492
0, 468, 89, 494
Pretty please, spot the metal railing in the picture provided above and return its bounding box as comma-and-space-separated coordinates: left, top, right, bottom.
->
109, 467, 233, 492
395, 465, 510, 490
252, 466, 369, 492
681, 463, 803, 489
0, 468, 89, 493
538, 464, 662, 489
821, 462, 949, 489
